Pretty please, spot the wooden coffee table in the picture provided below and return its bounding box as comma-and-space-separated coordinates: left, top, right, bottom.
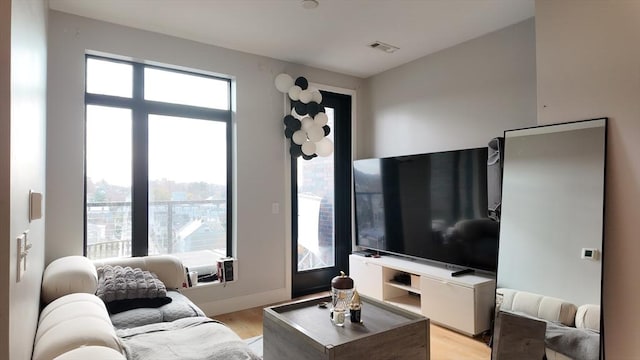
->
263, 295, 429, 360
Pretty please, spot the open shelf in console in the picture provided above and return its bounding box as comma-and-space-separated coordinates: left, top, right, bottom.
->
384, 280, 419, 294
385, 293, 421, 313
382, 266, 421, 313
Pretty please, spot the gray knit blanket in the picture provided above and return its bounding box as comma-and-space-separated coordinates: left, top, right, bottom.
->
545, 320, 600, 360
96, 265, 167, 302
117, 317, 261, 360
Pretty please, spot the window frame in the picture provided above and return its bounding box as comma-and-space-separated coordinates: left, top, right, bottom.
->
290, 90, 352, 297
83, 54, 233, 258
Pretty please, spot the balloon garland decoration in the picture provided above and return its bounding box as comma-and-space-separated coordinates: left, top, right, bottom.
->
275, 73, 333, 160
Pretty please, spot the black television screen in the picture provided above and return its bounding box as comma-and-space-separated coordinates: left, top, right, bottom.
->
353, 148, 499, 273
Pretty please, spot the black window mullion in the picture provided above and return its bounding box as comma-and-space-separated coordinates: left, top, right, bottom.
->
145, 101, 229, 121
225, 81, 233, 256
85, 93, 135, 109
131, 63, 148, 257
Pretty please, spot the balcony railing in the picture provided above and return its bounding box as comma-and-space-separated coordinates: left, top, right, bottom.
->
86, 199, 226, 260
87, 239, 132, 259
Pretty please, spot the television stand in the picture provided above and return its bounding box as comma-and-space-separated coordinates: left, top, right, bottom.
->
351, 249, 380, 258
349, 254, 495, 336
451, 268, 475, 277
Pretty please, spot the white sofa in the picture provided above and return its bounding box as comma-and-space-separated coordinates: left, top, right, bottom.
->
34, 255, 260, 360
496, 288, 600, 360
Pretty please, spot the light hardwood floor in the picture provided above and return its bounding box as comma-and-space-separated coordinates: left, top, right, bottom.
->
213, 294, 492, 360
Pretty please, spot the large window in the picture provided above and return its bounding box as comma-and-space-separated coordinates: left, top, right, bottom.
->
84, 56, 232, 266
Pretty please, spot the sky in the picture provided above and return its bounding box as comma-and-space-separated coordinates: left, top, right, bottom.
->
85, 58, 229, 187
86, 106, 227, 187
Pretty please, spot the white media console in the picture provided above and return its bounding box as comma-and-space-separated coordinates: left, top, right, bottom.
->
349, 254, 496, 336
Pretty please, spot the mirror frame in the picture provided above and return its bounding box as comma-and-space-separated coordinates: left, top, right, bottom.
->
492, 117, 607, 360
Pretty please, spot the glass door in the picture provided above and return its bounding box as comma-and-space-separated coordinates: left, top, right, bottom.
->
291, 91, 351, 297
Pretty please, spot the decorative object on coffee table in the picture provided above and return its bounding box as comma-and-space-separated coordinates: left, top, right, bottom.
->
330, 271, 354, 326
350, 290, 362, 323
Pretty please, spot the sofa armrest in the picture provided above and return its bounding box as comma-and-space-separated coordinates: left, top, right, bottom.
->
575, 304, 600, 332
53, 346, 126, 360
33, 293, 124, 360
42, 256, 98, 304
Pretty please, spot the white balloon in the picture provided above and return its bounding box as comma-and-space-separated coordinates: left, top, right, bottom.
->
301, 117, 314, 131
311, 90, 322, 104
314, 112, 328, 126
275, 73, 294, 93
291, 108, 304, 120
288, 85, 302, 101
307, 125, 325, 142
299, 89, 313, 104
316, 138, 334, 157
292, 130, 307, 145
301, 141, 316, 156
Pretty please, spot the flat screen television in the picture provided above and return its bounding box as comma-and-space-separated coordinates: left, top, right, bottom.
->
353, 148, 499, 273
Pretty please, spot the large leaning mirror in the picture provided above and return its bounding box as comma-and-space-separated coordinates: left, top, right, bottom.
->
492, 118, 607, 360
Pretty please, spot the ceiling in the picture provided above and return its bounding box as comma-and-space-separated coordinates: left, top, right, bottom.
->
48, 0, 535, 78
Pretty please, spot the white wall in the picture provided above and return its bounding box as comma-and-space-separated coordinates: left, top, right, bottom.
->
46, 11, 363, 314
0, 0, 48, 359
535, 1, 640, 357
360, 19, 537, 158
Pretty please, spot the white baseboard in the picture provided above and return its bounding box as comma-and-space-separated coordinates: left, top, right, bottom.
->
197, 288, 290, 316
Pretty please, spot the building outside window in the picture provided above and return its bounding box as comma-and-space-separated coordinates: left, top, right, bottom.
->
84, 56, 232, 270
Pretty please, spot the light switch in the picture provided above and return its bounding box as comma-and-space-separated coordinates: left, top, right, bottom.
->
17, 233, 25, 281
16, 230, 31, 282
29, 190, 42, 222
272, 202, 280, 214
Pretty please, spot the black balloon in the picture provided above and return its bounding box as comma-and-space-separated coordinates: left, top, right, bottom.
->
302, 154, 315, 160
323, 125, 330, 136
295, 77, 308, 90
284, 128, 294, 139
307, 102, 319, 117
283, 115, 295, 128
290, 118, 302, 131
318, 105, 325, 114
294, 102, 308, 116
290, 144, 302, 158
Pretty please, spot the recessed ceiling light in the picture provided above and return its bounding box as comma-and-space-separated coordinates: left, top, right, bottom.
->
302, 0, 319, 9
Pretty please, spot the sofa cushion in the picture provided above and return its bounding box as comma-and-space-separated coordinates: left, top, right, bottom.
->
109, 290, 205, 329
39, 292, 106, 322
575, 304, 600, 332
96, 265, 168, 302
42, 256, 98, 304
106, 297, 173, 314
33, 294, 123, 360
36, 295, 112, 344
53, 346, 126, 360
498, 288, 577, 326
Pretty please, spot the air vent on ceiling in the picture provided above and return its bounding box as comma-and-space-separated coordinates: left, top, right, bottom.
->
369, 41, 399, 54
